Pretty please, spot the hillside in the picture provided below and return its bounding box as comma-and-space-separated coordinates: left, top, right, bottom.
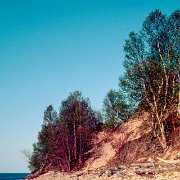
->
83, 110, 180, 170
27, 109, 180, 179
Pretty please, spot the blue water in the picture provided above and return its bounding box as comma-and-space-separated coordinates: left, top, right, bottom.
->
0, 173, 29, 180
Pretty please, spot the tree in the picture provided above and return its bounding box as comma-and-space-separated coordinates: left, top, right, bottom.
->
103, 90, 130, 127
119, 9, 179, 150
28, 92, 99, 172
59, 91, 97, 170
28, 105, 58, 171
135, 57, 178, 149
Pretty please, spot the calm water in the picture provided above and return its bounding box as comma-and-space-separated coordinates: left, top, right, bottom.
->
0, 173, 29, 180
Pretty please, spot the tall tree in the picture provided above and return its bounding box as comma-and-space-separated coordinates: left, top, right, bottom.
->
59, 91, 97, 170
119, 9, 179, 150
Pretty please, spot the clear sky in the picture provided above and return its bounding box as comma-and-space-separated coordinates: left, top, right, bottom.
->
0, 0, 179, 173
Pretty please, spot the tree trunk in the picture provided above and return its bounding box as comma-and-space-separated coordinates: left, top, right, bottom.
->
159, 122, 167, 150
74, 121, 77, 161
156, 118, 167, 150
79, 125, 82, 164
65, 123, 71, 171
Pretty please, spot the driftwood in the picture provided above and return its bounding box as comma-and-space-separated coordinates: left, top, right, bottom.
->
87, 167, 124, 177
156, 157, 180, 164
135, 166, 180, 175
136, 167, 169, 175
86, 158, 180, 177
131, 162, 155, 168
135, 168, 163, 175
117, 165, 127, 169
129, 159, 180, 176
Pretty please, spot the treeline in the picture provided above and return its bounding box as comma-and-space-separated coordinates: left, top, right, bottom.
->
27, 9, 179, 172
28, 91, 102, 172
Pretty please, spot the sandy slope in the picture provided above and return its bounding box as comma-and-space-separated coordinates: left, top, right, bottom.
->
83, 112, 151, 170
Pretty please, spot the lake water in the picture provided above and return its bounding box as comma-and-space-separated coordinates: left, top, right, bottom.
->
0, 173, 29, 180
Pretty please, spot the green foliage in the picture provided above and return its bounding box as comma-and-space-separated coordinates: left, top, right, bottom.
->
119, 9, 179, 149
142, 9, 169, 60
103, 10, 179, 131
119, 32, 145, 108
119, 9, 179, 110
103, 90, 130, 127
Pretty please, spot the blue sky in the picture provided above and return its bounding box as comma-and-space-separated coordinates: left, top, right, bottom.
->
0, 0, 179, 173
